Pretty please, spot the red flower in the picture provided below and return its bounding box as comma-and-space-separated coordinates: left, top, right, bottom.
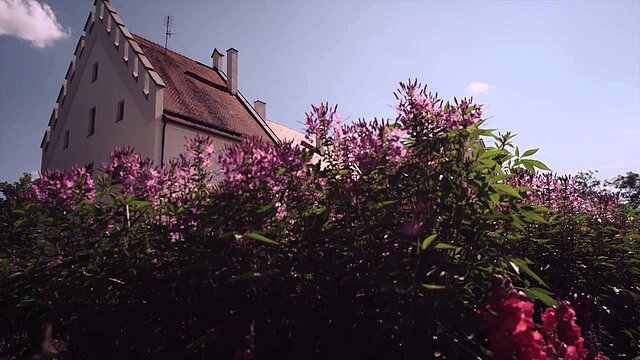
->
481, 276, 602, 360
481, 276, 548, 360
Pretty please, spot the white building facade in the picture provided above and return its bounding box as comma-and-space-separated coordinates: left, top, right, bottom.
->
41, 0, 305, 175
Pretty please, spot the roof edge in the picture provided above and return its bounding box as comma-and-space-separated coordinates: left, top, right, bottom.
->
212, 67, 281, 143
163, 109, 244, 140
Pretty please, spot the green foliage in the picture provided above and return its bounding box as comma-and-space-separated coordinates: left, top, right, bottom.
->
1, 90, 638, 359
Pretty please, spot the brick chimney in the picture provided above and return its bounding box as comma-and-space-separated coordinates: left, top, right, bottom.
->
211, 48, 224, 70
254, 100, 266, 120
226, 48, 238, 95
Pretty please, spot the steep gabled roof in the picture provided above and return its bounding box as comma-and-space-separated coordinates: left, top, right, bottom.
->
133, 35, 275, 140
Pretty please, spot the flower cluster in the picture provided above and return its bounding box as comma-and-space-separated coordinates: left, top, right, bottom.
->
219, 136, 309, 193
540, 302, 588, 359
510, 172, 628, 226
30, 166, 94, 210
102, 146, 157, 198
395, 80, 482, 134
481, 275, 548, 359
481, 275, 606, 360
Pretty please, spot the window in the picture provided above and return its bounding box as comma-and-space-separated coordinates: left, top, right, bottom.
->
91, 62, 98, 82
88, 107, 96, 136
63, 130, 69, 149
116, 100, 125, 122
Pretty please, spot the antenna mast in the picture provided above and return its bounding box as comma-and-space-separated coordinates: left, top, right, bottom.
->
164, 16, 175, 53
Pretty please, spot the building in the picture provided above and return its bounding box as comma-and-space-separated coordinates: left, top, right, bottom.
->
40, 0, 309, 176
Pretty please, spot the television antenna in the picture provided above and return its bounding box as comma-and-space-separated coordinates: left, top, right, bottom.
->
164, 15, 175, 53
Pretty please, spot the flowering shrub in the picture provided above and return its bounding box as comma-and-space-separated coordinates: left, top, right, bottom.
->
482, 275, 594, 360
1, 81, 638, 359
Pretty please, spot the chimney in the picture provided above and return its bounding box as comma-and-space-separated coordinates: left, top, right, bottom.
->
211, 48, 224, 70
254, 100, 266, 120
226, 48, 238, 95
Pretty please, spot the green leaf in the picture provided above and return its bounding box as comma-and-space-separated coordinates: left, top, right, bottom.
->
523, 287, 557, 307
131, 200, 152, 209
421, 283, 446, 290
521, 159, 551, 171
421, 234, 438, 250
522, 148, 539, 157
510, 258, 548, 288
245, 232, 278, 245
492, 173, 513, 182
493, 184, 522, 199
521, 210, 547, 223
435, 243, 460, 250
510, 215, 525, 231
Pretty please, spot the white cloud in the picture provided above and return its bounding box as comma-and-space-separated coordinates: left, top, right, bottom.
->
0, 0, 69, 48
464, 81, 490, 95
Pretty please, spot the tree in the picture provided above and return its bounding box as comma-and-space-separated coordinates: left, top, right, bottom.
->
0, 173, 32, 210
607, 171, 640, 209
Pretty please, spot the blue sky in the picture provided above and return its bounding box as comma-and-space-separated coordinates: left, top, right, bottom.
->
0, 0, 638, 182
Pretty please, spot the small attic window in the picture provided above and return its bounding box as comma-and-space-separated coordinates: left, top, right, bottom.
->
63, 130, 70, 150
116, 100, 125, 122
91, 62, 98, 82
88, 107, 96, 136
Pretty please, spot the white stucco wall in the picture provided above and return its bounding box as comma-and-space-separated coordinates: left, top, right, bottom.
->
163, 122, 238, 182
41, 3, 163, 172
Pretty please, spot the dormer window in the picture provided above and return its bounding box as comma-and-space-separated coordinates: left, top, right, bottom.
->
91, 62, 98, 83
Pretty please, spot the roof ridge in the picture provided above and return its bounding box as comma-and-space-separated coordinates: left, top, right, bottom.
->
132, 33, 214, 72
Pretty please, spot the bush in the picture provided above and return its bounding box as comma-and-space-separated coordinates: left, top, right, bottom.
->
1, 81, 638, 359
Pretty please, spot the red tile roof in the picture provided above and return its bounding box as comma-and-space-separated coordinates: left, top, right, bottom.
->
133, 35, 274, 140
